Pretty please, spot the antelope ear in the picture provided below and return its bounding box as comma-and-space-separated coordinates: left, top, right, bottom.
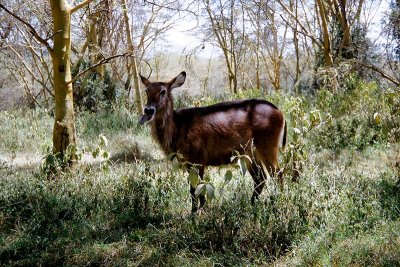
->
169, 71, 186, 90
139, 74, 151, 87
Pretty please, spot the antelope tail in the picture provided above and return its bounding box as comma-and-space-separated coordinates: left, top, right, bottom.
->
279, 119, 287, 149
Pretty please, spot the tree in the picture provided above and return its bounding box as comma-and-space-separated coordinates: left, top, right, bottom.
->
202, 0, 245, 94
102, 0, 179, 110
82, 0, 111, 77
121, 0, 143, 112
254, 0, 289, 91
276, 0, 364, 67
384, 0, 400, 83
0, 0, 95, 167
0, 1, 54, 108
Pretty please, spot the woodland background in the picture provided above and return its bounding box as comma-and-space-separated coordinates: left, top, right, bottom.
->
0, 0, 399, 266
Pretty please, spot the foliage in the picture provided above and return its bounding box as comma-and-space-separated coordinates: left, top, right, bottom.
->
72, 60, 117, 112
311, 81, 400, 150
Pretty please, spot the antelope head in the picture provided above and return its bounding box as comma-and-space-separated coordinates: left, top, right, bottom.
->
139, 71, 186, 125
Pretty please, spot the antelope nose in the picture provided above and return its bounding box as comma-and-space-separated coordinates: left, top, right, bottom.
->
144, 106, 155, 115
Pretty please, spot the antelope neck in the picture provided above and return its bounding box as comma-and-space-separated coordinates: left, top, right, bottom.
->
151, 100, 176, 155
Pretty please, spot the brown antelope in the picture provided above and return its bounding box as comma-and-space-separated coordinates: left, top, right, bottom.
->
139, 71, 287, 212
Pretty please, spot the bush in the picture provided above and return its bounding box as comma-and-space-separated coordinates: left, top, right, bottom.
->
310, 82, 399, 150
72, 60, 117, 112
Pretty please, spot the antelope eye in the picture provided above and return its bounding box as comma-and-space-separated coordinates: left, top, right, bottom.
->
159, 90, 166, 96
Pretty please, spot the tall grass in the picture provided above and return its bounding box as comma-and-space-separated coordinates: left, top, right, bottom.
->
0, 109, 52, 155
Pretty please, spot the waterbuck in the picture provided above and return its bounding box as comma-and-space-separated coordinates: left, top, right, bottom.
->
139, 71, 287, 212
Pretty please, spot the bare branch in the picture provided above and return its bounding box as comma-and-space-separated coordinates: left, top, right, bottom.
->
274, 0, 322, 47
0, 3, 53, 53
45, 30, 62, 41
67, 53, 130, 84
143, 0, 199, 19
358, 62, 400, 87
71, 0, 95, 13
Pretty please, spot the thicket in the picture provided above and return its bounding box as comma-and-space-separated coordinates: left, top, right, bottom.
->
0, 76, 399, 266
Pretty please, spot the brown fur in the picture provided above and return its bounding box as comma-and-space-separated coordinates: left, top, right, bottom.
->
139, 72, 287, 212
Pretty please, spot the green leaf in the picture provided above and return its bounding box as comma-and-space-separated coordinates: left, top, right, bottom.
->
373, 112, 381, 125
92, 147, 100, 158
167, 152, 177, 161
99, 134, 108, 148
194, 183, 206, 197
189, 168, 199, 188
102, 162, 109, 172
239, 157, 247, 177
224, 170, 233, 183
172, 161, 181, 172
206, 184, 215, 200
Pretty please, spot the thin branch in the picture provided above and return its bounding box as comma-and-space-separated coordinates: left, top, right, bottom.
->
45, 30, 62, 41
0, 3, 53, 53
143, 0, 199, 18
71, 0, 95, 13
359, 62, 400, 87
67, 53, 130, 84
274, 0, 322, 47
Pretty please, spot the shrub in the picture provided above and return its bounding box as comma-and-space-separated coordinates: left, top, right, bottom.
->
310, 82, 399, 150
72, 60, 117, 112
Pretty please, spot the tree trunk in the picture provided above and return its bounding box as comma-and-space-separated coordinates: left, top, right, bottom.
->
88, 16, 105, 77
316, 0, 334, 66
290, 0, 300, 84
255, 3, 261, 92
204, 0, 238, 95
87, 0, 110, 77
121, 0, 143, 112
50, 0, 77, 165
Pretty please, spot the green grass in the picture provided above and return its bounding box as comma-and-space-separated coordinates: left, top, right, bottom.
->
0, 81, 399, 266
0, 109, 52, 155
1, 144, 398, 266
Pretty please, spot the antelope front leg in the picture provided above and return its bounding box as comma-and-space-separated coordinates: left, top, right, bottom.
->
198, 166, 206, 209
190, 185, 198, 212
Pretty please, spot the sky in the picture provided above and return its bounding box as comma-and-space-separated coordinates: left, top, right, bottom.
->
165, 16, 216, 59
164, 0, 391, 58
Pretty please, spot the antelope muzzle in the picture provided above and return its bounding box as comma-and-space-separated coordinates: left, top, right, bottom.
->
139, 106, 156, 125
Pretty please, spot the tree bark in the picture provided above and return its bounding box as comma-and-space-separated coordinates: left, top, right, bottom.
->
87, 0, 110, 77
290, 0, 300, 84
121, 0, 143, 112
316, 0, 333, 66
50, 0, 77, 165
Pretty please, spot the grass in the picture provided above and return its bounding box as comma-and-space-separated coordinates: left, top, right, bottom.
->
0, 82, 399, 266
